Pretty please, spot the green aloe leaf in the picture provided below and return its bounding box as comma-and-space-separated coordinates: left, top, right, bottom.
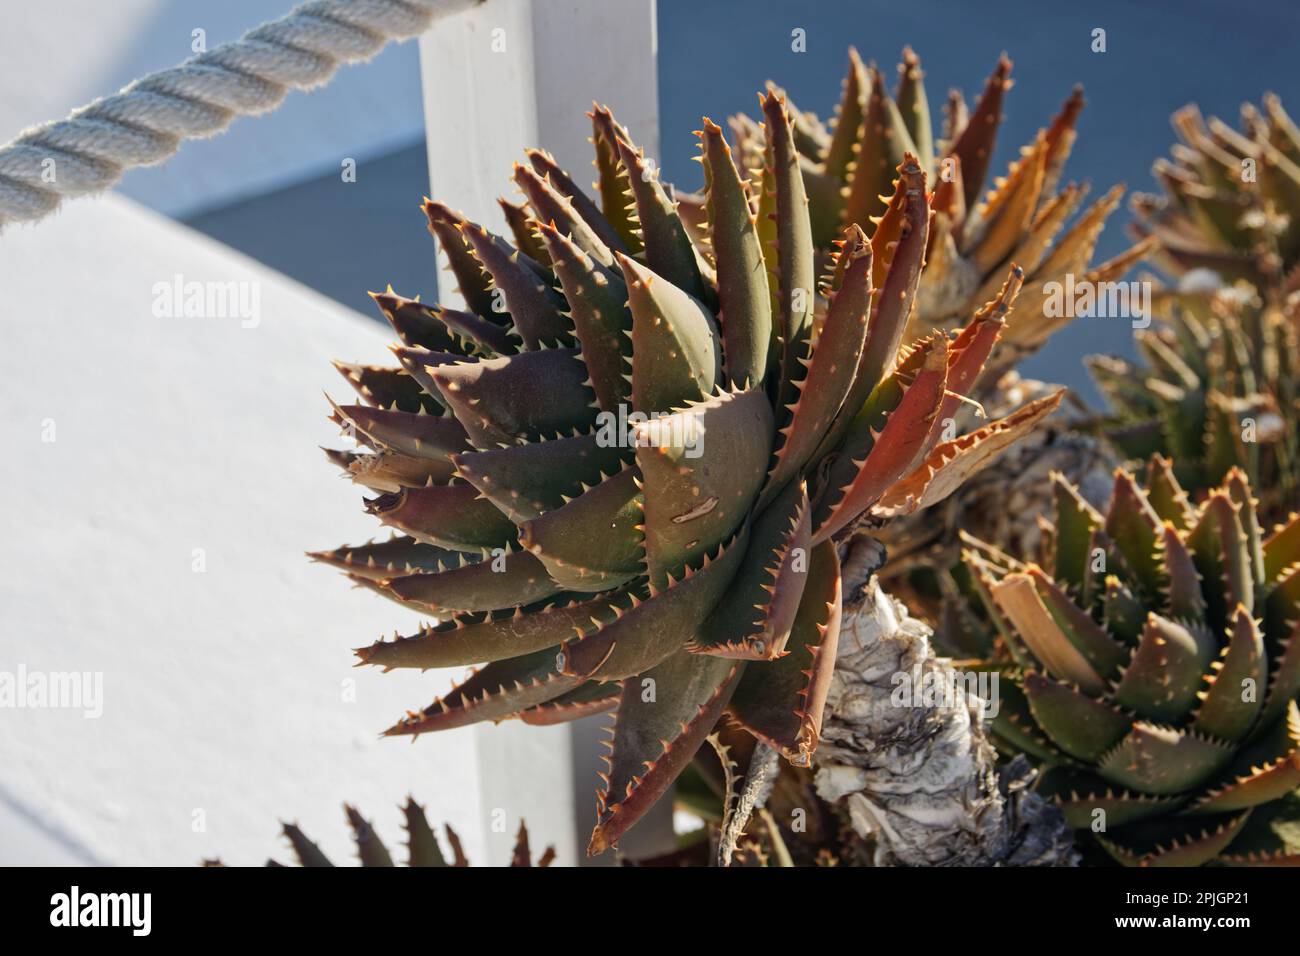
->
383, 550, 563, 614
535, 221, 631, 413
1192, 606, 1267, 742
518, 681, 621, 726
345, 805, 395, 867
332, 360, 441, 414
366, 482, 517, 554
1097, 812, 1251, 867
1190, 701, 1300, 813
842, 65, 914, 227
329, 401, 469, 461
989, 571, 1106, 695
421, 202, 499, 322
355, 589, 637, 671
452, 430, 627, 523
1112, 614, 1214, 723
1103, 469, 1165, 598
1027, 566, 1129, 681
519, 466, 644, 592
589, 104, 644, 255
761, 227, 871, 504
526, 147, 630, 257
1035, 766, 1182, 828
638, 387, 773, 588
760, 91, 816, 416
281, 822, 334, 867
512, 162, 615, 268
457, 219, 570, 348
1217, 787, 1300, 865
823, 47, 868, 182
613, 134, 707, 302
1051, 473, 1105, 594
556, 527, 749, 681
308, 536, 464, 581
694, 478, 812, 659
700, 117, 771, 389
589, 651, 741, 854
1022, 671, 1131, 761
402, 798, 448, 867
1097, 723, 1234, 796
620, 252, 721, 414
895, 47, 933, 172
383, 646, 581, 736
728, 538, 842, 765
430, 350, 597, 448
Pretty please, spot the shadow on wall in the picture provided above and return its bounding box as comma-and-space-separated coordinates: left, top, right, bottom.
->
185, 142, 439, 321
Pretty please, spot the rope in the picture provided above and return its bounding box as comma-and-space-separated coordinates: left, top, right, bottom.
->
0, 0, 483, 230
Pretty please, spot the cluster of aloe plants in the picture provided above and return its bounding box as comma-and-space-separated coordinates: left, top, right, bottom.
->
1090, 96, 1300, 525
960, 459, 1300, 865
293, 49, 1300, 868
315, 80, 1066, 854
712, 49, 1142, 604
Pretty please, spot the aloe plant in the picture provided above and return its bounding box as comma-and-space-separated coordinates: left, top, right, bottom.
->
700, 47, 1142, 613
710, 47, 1145, 382
1089, 96, 1300, 524
208, 800, 552, 867
314, 94, 1058, 855
961, 457, 1300, 865
1133, 94, 1300, 288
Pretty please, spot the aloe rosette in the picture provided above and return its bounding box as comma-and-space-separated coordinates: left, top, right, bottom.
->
314, 95, 1056, 854
962, 457, 1300, 865
1088, 97, 1300, 524
713, 47, 1146, 382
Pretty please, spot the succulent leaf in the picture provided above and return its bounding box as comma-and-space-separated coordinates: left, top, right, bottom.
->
700, 117, 771, 389
366, 482, 517, 554
431, 350, 597, 448
694, 478, 812, 660
638, 387, 773, 588
621, 252, 721, 414
452, 430, 628, 523
727, 538, 842, 764
589, 652, 741, 854
519, 466, 645, 591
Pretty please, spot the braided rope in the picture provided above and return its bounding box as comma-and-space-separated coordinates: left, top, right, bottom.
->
0, 0, 483, 229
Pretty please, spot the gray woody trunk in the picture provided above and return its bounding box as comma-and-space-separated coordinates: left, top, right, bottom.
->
813, 535, 1078, 866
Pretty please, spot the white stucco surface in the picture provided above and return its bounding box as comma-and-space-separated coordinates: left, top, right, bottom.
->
0, 195, 498, 866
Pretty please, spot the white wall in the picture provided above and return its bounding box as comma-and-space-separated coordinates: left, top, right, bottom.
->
0, 195, 489, 866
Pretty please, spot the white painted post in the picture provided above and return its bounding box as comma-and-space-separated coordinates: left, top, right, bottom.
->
419, 0, 659, 305
417, 0, 669, 865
